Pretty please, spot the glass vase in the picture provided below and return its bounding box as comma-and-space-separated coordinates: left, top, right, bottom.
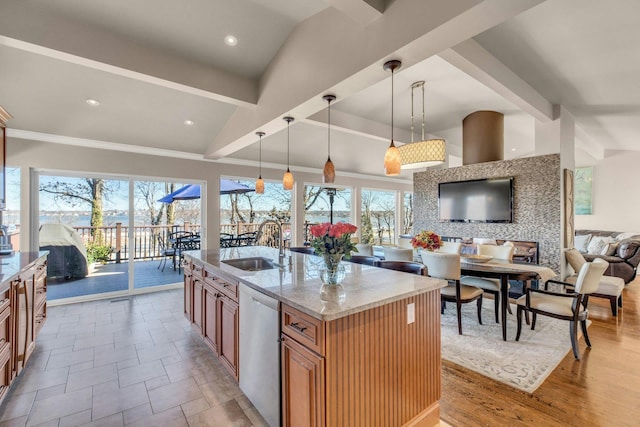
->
319, 254, 345, 286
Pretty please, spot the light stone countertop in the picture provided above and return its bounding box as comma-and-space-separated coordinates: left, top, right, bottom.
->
184, 246, 447, 321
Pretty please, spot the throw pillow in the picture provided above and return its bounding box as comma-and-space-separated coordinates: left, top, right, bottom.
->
601, 242, 619, 256
587, 236, 613, 255
574, 234, 592, 253
473, 237, 497, 245
565, 248, 586, 272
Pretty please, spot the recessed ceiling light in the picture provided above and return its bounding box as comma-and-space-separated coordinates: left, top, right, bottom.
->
511, 148, 516, 152
86, 98, 100, 107
184, 120, 194, 126
224, 35, 238, 46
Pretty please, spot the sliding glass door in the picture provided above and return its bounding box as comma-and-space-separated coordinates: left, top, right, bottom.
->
38, 171, 203, 303
39, 173, 130, 300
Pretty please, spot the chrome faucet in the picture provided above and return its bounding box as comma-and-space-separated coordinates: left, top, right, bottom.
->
256, 219, 285, 261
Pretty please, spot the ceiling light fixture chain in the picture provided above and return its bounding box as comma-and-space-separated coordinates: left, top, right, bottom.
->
255, 131, 265, 194
283, 116, 295, 190
322, 94, 337, 183
399, 80, 446, 170
383, 60, 402, 176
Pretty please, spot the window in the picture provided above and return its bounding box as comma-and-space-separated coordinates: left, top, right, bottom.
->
361, 189, 396, 245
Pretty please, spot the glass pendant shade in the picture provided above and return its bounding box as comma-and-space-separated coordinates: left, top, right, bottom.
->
384, 142, 401, 175
255, 177, 265, 194
322, 94, 337, 184
383, 60, 402, 176
323, 158, 335, 183
283, 169, 294, 190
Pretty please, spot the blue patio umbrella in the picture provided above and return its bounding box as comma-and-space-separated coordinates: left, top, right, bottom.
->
158, 180, 254, 203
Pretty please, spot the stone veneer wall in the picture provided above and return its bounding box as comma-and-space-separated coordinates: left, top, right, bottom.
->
413, 154, 561, 272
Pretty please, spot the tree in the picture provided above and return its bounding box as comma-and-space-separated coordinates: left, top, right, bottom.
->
135, 181, 166, 226
403, 193, 413, 234
40, 177, 117, 242
360, 191, 375, 244
165, 183, 176, 226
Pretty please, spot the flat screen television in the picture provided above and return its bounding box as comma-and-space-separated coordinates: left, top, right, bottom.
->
438, 177, 513, 223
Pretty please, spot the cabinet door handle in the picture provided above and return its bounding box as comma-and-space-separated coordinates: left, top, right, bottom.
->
290, 322, 307, 333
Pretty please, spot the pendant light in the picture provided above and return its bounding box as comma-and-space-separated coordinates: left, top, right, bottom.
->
398, 81, 446, 169
383, 60, 402, 176
322, 94, 336, 183
282, 116, 294, 190
255, 131, 265, 194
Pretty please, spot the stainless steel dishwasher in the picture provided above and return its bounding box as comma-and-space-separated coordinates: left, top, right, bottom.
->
239, 284, 280, 427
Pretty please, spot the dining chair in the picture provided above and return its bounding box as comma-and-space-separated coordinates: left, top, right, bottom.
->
156, 234, 176, 272
220, 232, 236, 247
515, 258, 609, 360
437, 241, 462, 254
349, 255, 380, 266
354, 243, 374, 256
421, 251, 483, 335
460, 244, 515, 323
382, 247, 413, 261
289, 246, 315, 255
373, 260, 426, 275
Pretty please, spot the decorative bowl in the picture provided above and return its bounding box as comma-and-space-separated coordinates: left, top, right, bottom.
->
461, 254, 493, 263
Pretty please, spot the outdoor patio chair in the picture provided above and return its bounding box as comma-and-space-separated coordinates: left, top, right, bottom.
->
157, 235, 176, 272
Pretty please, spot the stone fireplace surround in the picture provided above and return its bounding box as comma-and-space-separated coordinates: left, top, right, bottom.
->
413, 154, 561, 272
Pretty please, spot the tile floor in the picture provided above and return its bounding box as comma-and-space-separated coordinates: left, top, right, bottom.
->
0, 289, 268, 426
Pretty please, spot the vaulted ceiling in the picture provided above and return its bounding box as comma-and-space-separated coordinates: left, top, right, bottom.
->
1, 0, 639, 180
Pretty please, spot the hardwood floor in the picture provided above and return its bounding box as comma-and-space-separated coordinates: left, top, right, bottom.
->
440, 275, 640, 426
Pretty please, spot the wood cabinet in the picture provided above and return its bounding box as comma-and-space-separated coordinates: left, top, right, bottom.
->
282, 330, 325, 427
217, 294, 238, 379
202, 283, 219, 354
183, 263, 193, 323
281, 291, 441, 427
0, 253, 47, 406
281, 305, 325, 427
183, 257, 239, 381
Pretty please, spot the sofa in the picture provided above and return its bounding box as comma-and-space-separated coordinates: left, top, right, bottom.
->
574, 229, 640, 283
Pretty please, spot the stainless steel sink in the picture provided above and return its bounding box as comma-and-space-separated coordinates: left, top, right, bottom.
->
222, 257, 276, 271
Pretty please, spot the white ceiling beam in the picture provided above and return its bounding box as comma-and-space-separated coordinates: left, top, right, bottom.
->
328, 0, 385, 25
575, 125, 605, 160
439, 38, 554, 122
305, 109, 411, 144
206, 0, 547, 159
0, 2, 257, 107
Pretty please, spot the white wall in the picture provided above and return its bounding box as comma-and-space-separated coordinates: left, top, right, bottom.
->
575, 150, 640, 232
8, 138, 412, 251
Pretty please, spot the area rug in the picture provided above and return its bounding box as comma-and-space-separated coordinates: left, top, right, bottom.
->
441, 299, 587, 393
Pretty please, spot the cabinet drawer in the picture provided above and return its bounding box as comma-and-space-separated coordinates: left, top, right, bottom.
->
281, 305, 324, 356
191, 262, 204, 280
204, 269, 238, 301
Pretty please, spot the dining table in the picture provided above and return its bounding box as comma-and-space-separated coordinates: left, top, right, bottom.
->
460, 259, 557, 341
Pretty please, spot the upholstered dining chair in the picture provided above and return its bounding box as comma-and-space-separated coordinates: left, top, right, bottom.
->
382, 247, 414, 261
437, 241, 463, 254
373, 260, 426, 275
354, 243, 374, 256
421, 251, 483, 335
460, 244, 515, 323
289, 246, 316, 255
349, 255, 380, 266
515, 258, 608, 360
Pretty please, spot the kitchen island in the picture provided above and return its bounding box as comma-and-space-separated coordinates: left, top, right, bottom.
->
183, 246, 446, 427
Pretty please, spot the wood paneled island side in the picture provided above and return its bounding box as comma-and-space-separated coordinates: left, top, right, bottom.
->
184, 247, 445, 427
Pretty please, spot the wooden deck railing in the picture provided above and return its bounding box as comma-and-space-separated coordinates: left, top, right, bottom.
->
72, 222, 291, 262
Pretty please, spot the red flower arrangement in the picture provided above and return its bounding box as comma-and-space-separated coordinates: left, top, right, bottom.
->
410, 230, 442, 251
309, 222, 358, 258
